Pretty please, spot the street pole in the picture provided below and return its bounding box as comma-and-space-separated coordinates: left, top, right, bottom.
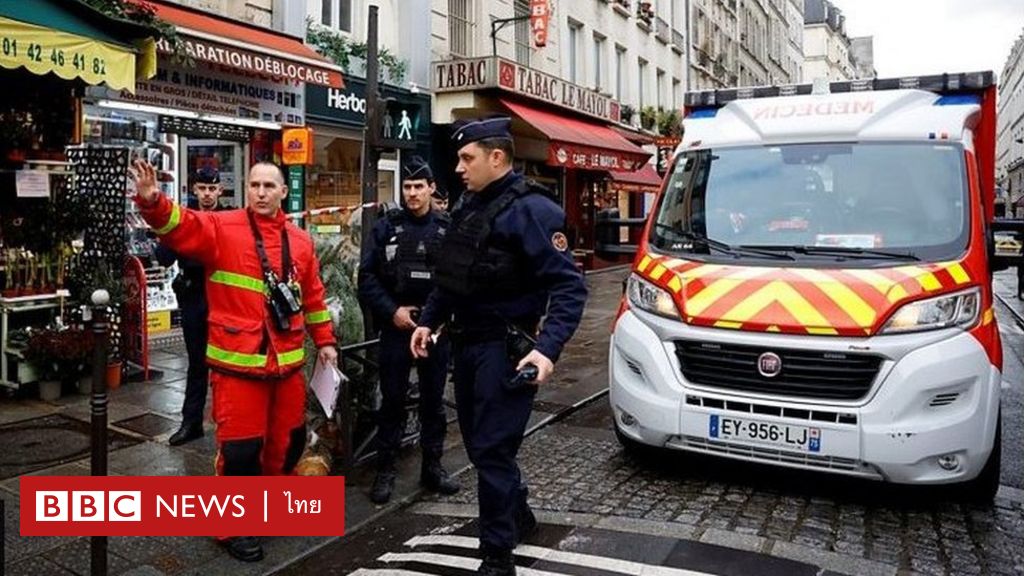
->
89, 289, 110, 576
361, 5, 381, 251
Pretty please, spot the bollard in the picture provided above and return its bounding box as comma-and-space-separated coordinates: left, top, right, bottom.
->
89, 289, 109, 576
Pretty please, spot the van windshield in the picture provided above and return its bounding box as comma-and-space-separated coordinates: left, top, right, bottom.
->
650, 143, 970, 265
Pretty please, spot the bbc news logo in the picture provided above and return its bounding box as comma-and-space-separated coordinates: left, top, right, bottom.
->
36, 491, 142, 522
21, 477, 345, 537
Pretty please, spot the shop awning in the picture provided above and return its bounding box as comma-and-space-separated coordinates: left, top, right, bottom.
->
141, 0, 344, 88
608, 163, 664, 193
500, 99, 650, 172
611, 125, 656, 145
0, 0, 157, 92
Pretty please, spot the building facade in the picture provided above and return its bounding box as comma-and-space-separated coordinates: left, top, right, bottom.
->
689, 0, 740, 90
850, 35, 876, 79
997, 29, 1024, 217
802, 0, 855, 81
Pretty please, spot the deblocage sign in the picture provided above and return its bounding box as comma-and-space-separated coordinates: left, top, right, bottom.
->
89, 60, 305, 125
20, 476, 345, 536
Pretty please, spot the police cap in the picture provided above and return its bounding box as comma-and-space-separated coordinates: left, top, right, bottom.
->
192, 167, 220, 185
451, 116, 512, 147
402, 155, 434, 182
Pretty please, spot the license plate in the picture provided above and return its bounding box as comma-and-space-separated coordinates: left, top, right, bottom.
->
709, 414, 821, 452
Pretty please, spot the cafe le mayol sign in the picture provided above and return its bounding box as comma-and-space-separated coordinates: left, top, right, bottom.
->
434, 57, 621, 124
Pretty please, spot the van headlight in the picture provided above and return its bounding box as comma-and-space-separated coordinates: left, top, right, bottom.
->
881, 288, 980, 334
627, 273, 680, 319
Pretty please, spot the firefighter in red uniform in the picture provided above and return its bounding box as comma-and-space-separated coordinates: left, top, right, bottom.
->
130, 159, 338, 562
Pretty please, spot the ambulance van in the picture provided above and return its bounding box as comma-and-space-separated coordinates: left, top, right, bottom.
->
610, 72, 1003, 501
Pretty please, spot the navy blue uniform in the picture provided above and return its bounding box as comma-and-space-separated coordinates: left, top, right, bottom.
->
419, 170, 587, 552
359, 209, 452, 463
155, 244, 208, 427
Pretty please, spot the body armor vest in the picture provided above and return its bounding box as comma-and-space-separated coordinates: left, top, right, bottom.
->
434, 179, 544, 297
381, 209, 448, 300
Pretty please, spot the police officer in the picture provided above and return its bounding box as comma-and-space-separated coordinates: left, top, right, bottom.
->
359, 156, 460, 504
431, 187, 449, 213
155, 167, 222, 446
411, 118, 587, 576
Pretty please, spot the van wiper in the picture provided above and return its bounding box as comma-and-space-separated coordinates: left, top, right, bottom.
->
746, 245, 921, 261
655, 224, 793, 260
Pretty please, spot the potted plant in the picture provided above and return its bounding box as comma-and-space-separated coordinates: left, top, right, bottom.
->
75, 259, 125, 388
620, 105, 635, 125
640, 106, 658, 131
24, 327, 94, 400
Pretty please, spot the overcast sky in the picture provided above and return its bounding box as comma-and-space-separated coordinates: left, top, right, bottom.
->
831, 0, 1024, 79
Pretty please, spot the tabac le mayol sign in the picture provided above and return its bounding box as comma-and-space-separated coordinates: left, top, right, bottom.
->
433, 57, 621, 124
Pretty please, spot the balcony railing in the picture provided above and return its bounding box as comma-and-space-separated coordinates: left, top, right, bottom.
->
672, 29, 685, 49
655, 17, 671, 43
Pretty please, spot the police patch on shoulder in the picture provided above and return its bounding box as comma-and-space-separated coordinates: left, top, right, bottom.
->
551, 232, 569, 252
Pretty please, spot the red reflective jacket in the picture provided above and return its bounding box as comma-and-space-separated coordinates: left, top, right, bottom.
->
140, 196, 336, 378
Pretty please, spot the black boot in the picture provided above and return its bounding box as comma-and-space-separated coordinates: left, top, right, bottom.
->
221, 536, 263, 562
168, 421, 203, 446
421, 457, 460, 495
370, 466, 396, 504
478, 548, 516, 575
515, 501, 537, 543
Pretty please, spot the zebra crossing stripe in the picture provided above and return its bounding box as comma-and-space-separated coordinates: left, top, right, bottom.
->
348, 565, 440, 569
377, 552, 566, 576
403, 535, 717, 576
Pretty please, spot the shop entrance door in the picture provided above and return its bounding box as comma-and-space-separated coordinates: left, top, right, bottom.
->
378, 157, 400, 207
184, 139, 245, 209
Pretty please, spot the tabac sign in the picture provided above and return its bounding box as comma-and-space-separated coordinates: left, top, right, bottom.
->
434, 57, 621, 124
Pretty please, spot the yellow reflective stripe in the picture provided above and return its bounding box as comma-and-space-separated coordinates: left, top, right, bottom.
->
305, 310, 331, 324
206, 344, 267, 368
277, 348, 305, 366
945, 263, 971, 285
791, 268, 877, 328
155, 203, 181, 235
637, 255, 653, 273
210, 271, 265, 294
667, 275, 683, 294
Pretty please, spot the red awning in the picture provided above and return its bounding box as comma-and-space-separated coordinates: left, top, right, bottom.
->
611, 125, 656, 145
608, 163, 663, 193
140, 0, 343, 88
500, 99, 650, 171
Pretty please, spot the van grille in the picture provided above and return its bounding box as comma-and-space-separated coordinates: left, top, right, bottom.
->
675, 340, 882, 401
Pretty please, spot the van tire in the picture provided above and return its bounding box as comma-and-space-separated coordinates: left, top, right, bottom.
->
962, 411, 1001, 504
614, 423, 658, 461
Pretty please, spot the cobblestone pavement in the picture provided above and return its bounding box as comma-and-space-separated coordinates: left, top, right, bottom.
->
426, 399, 1024, 576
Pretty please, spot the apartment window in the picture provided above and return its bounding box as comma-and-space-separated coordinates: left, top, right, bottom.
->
321, 0, 352, 32
615, 45, 626, 100
672, 78, 681, 110
638, 58, 648, 108
568, 21, 582, 83
514, 0, 530, 65
593, 34, 605, 90
449, 0, 473, 57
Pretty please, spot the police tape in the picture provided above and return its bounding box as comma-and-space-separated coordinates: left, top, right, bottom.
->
286, 202, 379, 220
20, 476, 345, 536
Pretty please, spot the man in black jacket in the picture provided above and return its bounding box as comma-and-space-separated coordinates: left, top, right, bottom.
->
359, 156, 459, 504
156, 167, 222, 446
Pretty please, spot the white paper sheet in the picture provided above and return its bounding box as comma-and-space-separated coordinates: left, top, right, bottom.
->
310, 361, 345, 419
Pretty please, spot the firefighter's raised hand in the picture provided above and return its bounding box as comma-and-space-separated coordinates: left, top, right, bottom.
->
392, 306, 419, 331
410, 326, 432, 358
129, 159, 160, 206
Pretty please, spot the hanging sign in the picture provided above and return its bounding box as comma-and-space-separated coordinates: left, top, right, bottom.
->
529, 0, 551, 48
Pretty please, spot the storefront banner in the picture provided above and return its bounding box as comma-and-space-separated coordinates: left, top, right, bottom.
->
155, 36, 342, 88
88, 60, 304, 125
530, 0, 551, 47
434, 57, 621, 124
549, 142, 646, 171
0, 16, 138, 92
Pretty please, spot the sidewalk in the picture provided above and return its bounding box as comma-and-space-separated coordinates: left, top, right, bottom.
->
0, 266, 629, 576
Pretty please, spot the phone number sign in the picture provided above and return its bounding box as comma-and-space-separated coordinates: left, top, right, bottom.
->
0, 15, 138, 92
